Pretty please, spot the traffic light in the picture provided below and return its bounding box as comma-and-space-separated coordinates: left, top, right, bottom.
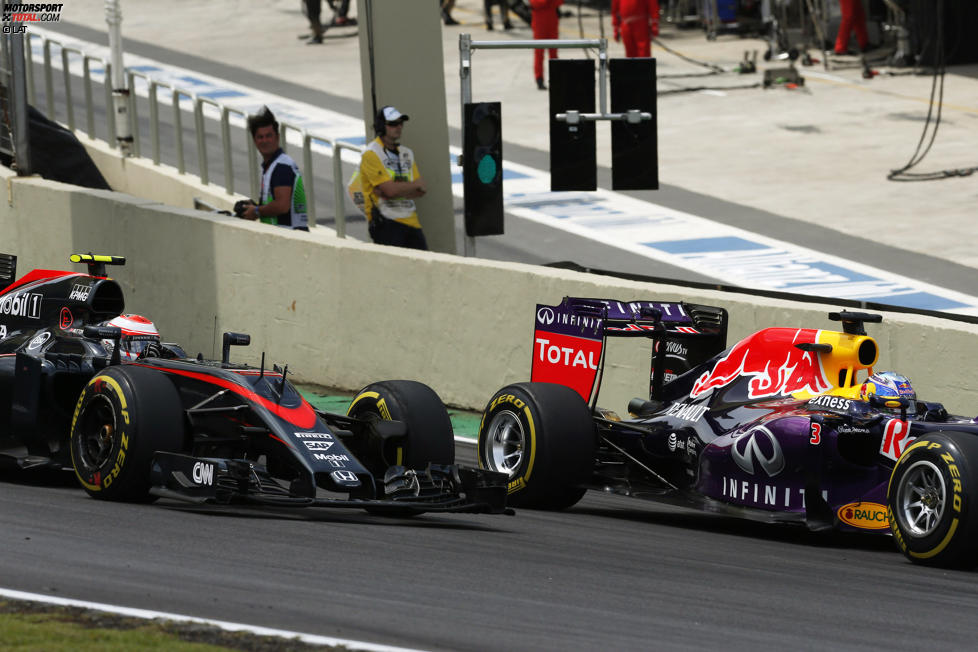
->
549, 59, 596, 191
610, 58, 658, 190
463, 101, 504, 237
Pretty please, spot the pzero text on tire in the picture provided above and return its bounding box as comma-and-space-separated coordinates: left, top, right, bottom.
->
887, 431, 978, 569
70, 364, 186, 502
478, 382, 595, 510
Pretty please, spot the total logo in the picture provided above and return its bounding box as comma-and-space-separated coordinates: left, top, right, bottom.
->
534, 337, 598, 370
192, 462, 214, 486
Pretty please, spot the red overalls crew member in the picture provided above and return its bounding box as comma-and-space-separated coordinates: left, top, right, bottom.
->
530, 0, 563, 90
612, 0, 659, 58
834, 0, 869, 54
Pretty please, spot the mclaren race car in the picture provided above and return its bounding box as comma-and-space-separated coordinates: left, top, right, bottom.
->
0, 253, 508, 515
478, 297, 978, 567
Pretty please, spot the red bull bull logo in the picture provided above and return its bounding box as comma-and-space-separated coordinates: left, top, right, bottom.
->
690, 328, 831, 400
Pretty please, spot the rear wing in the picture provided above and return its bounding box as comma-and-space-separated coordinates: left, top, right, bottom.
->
531, 297, 728, 404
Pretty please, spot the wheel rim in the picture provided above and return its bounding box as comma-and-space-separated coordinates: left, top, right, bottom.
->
484, 410, 524, 476
897, 460, 947, 537
77, 395, 117, 469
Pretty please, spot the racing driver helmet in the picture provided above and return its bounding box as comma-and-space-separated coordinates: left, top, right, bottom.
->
860, 371, 916, 415
100, 314, 161, 361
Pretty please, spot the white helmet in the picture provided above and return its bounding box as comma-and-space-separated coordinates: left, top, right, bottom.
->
101, 314, 161, 361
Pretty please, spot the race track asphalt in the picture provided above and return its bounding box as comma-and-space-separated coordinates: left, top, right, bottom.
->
3, 446, 978, 652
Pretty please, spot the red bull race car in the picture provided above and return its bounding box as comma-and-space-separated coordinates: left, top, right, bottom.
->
477, 297, 978, 568
0, 252, 508, 515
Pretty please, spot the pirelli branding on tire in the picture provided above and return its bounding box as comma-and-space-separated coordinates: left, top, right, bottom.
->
71, 375, 132, 492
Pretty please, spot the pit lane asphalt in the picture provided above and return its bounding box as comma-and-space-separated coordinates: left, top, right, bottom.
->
3, 449, 978, 651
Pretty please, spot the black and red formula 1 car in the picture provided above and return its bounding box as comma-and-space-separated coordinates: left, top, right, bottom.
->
477, 296, 978, 568
0, 252, 508, 515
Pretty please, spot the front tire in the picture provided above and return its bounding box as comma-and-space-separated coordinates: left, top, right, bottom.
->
70, 365, 186, 502
887, 431, 978, 568
478, 382, 595, 510
347, 380, 454, 471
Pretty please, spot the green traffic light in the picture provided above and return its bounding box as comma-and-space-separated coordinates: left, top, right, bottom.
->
477, 154, 497, 184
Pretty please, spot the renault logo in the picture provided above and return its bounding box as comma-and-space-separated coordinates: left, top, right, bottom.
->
732, 426, 784, 477
536, 307, 555, 325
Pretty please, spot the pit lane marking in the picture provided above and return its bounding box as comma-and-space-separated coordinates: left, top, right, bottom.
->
31, 27, 978, 316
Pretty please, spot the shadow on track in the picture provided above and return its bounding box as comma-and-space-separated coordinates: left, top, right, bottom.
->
566, 499, 899, 555
155, 501, 515, 533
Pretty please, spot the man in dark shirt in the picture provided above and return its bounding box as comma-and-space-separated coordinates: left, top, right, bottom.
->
240, 107, 309, 231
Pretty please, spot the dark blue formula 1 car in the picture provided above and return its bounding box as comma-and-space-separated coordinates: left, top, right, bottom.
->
0, 252, 508, 516
477, 297, 978, 567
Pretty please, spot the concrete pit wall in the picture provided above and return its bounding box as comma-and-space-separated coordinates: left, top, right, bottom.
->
2, 167, 977, 416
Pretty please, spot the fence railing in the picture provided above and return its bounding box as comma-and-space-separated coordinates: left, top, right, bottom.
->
24, 31, 362, 236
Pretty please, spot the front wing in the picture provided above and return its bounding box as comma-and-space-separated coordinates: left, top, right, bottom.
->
149, 452, 512, 515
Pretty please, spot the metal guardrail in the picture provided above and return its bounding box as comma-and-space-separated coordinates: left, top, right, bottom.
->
23, 31, 363, 236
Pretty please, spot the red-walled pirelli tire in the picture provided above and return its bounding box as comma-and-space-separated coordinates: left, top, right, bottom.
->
70, 365, 186, 502
887, 432, 978, 569
347, 380, 455, 470
478, 382, 596, 510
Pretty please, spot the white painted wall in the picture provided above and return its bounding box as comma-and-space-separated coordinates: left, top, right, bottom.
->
2, 166, 976, 416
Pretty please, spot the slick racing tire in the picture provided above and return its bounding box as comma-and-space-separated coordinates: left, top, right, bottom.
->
478, 382, 595, 510
887, 431, 978, 569
70, 365, 186, 502
348, 380, 455, 471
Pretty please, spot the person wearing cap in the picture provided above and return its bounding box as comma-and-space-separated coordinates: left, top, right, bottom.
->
241, 106, 309, 231
358, 106, 428, 250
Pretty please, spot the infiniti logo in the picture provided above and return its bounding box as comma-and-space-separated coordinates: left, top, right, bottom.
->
536, 307, 555, 325
731, 426, 784, 477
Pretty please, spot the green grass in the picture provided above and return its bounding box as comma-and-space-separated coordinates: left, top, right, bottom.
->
297, 384, 482, 442
0, 602, 336, 651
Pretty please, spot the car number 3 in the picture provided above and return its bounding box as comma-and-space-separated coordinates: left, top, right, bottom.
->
810, 422, 821, 445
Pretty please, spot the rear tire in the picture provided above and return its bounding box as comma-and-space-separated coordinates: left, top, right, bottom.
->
70, 365, 186, 502
887, 431, 978, 568
478, 382, 595, 510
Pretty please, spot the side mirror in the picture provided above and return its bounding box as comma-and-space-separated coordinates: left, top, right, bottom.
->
84, 325, 122, 365
221, 332, 251, 367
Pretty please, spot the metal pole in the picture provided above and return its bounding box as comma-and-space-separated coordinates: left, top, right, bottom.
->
104, 0, 132, 155
11, 32, 31, 176
303, 134, 316, 228
459, 33, 475, 257
83, 57, 95, 137
221, 106, 233, 195
331, 142, 347, 238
